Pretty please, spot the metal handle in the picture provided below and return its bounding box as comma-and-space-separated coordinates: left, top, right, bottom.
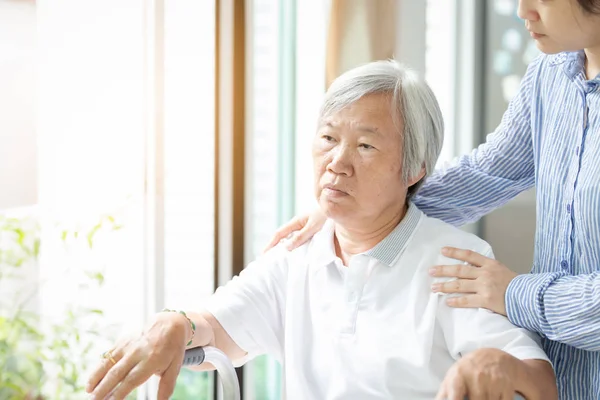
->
182, 346, 241, 400
182, 346, 206, 366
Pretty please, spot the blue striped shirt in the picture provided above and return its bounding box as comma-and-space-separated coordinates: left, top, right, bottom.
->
414, 51, 600, 399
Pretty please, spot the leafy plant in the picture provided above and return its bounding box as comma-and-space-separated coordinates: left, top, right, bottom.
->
0, 213, 123, 400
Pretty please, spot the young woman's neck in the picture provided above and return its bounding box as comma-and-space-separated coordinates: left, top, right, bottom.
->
334, 204, 407, 266
584, 46, 600, 80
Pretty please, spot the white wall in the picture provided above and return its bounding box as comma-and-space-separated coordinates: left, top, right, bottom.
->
0, 0, 37, 210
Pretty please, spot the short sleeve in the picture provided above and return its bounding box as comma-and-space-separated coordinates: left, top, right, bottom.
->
204, 245, 289, 366
436, 246, 550, 363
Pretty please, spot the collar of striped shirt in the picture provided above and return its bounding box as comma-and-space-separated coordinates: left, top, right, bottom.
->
549, 50, 600, 81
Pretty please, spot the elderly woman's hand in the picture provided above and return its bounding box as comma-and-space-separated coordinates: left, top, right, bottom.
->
436, 348, 520, 400
86, 312, 213, 400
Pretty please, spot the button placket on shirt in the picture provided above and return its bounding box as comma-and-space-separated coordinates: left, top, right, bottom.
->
340, 256, 368, 335
561, 156, 578, 270
562, 91, 590, 271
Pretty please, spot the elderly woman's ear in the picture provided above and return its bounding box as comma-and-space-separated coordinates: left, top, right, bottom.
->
407, 166, 427, 186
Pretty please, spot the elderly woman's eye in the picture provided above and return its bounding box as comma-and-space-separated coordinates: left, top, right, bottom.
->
359, 143, 375, 150
322, 135, 335, 142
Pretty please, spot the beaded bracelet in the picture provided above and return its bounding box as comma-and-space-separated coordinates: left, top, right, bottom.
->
162, 308, 196, 346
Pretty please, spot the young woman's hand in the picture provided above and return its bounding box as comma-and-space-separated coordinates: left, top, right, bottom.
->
430, 247, 518, 316
264, 209, 327, 252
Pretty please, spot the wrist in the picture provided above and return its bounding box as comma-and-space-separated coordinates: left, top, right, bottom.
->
159, 309, 196, 346
510, 357, 548, 400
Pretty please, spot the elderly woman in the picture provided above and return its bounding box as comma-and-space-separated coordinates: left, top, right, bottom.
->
87, 61, 557, 400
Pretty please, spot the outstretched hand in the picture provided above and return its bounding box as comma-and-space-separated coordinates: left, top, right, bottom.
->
87, 313, 213, 400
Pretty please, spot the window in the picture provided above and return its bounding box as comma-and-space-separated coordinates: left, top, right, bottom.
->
245, 0, 328, 398
244, 0, 283, 398
425, 0, 456, 165
37, 1, 147, 396
162, 0, 216, 397
0, 0, 36, 211
36, 0, 218, 398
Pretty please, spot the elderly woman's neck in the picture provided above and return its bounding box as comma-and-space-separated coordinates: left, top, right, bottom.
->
334, 204, 408, 266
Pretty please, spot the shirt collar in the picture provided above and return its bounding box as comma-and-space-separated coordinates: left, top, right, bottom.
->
308, 202, 423, 268
551, 51, 600, 82
548, 52, 571, 67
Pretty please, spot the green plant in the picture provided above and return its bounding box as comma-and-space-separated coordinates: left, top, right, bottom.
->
172, 369, 212, 400
0, 213, 123, 400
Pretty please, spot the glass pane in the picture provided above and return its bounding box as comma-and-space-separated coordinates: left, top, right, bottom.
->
425, 0, 456, 164
37, 1, 147, 397
294, 0, 327, 214
485, 0, 538, 126
0, 0, 36, 210
245, 0, 282, 398
163, 0, 216, 397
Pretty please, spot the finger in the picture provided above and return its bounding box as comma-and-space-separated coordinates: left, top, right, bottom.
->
285, 226, 314, 251
432, 278, 478, 294
500, 388, 515, 400
435, 382, 449, 400
446, 376, 466, 400
464, 375, 486, 400
263, 216, 306, 253
430, 263, 480, 279
90, 353, 138, 400
445, 294, 482, 309
442, 247, 491, 267
108, 363, 151, 400
87, 344, 127, 393
157, 360, 183, 400
435, 385, 447, 400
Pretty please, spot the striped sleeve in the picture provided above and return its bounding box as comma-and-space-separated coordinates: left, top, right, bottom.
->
412, 55, 544, 226
506, 271, 600, 352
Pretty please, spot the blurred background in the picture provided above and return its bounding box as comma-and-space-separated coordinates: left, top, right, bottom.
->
0, 0, 539, 398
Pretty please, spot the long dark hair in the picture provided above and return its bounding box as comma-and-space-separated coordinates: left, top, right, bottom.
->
577, 0, 600, 14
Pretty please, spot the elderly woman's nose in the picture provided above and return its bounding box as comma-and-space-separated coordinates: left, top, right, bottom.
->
327, 146, 353, 174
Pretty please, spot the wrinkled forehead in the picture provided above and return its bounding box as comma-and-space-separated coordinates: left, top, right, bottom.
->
319, 92, 404, 135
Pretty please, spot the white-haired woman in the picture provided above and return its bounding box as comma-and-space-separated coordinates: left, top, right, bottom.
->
87, 61, 557, 400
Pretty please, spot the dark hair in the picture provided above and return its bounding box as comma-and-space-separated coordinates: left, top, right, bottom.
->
577, 0, 600, 14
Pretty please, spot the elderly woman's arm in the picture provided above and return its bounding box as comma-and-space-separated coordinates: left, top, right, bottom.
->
174, 311, 247, 371
86, 245, 290, 400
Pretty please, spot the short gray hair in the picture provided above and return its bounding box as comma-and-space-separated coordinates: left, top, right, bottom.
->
319, 60, 444, 198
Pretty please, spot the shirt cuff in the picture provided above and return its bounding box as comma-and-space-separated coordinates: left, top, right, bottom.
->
505, 273, 557, 335
503, 345, 550, 364
204, 300, 261, 367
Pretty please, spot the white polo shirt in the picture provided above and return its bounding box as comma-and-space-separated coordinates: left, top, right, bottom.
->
205, 204, 549, 400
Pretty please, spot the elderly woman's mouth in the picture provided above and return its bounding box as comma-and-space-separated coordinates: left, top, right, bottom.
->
322, 185, 348, 197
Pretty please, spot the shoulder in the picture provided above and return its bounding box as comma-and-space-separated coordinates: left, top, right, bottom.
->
414, 213, 493, 257
407, 212, 494, 283
256, 241, 309, 270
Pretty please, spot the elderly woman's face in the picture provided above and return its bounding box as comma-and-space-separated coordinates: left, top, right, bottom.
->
313, 93, 415, 226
